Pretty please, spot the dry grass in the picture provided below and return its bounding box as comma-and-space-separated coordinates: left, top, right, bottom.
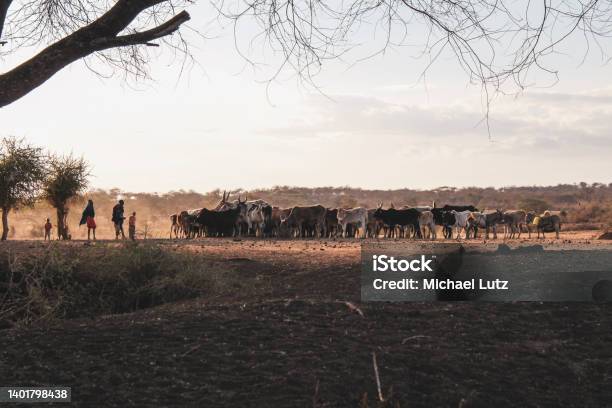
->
0, 243, 229, 327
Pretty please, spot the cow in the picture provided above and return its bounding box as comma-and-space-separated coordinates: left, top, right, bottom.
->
325, 208, 339, 238
419, 210, 436, 240
502, 210, 528, 239
440, 211, 456, 239
270, 207, 292, 237
526, 212, 561, 239
431, 205, 479, 239
170, 213, 181, 238
259, 204, 273, 237
449, 210, 472, 239
337, 207, 368, 238
214, 192, 271, 236
247, 202, 272, 237
366, 208, 383, 238
468, 210, 504, 239
281, 205, 327, 238
430, 208, 454, 239
196, 199, 246, 237
373, 205, 420, 239
179, 208, 203, 238
177, 211, 189, 238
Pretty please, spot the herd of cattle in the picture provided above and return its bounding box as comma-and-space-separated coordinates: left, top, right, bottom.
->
170, 192, 563, 240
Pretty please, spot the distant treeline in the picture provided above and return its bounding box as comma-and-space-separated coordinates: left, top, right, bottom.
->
10, 183, 612, 239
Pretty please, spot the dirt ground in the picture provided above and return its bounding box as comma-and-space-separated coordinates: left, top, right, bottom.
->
1, 232, 612, 407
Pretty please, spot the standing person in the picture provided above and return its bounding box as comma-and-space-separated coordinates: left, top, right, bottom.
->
44, 218, 52, 241
128, 212, 136, 241
112, 199, 126, 240
79, 199, 96, 241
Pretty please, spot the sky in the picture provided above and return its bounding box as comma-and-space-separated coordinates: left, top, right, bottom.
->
1, 1, 611, 193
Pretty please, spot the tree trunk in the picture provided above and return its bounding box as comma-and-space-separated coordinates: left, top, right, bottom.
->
1, 207, 8, 240
56, 207, 69, 240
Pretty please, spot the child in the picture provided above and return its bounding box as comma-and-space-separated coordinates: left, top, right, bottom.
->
128, 212, 136, 241
44, 218, 52, 241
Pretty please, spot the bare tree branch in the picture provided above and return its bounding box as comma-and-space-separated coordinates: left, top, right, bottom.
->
217, 0, 612, 97
93, 10, 191, 49
0, 0, 190, 108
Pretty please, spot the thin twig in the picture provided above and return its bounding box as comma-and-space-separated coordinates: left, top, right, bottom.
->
312, 378, 320, 408
401, 335, 431, 344
339, 300, 364, 318
181, 344, 201, 357
372, 352, 384, 402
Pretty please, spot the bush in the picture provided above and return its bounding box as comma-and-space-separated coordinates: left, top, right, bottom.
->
568, 204, 612, 224
518, 198, 551, 213
0, 244, 216, 326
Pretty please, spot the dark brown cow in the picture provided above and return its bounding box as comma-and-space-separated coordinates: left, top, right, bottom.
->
281, 205, 327, 238
325, 208, 339, 238
196, 199, 246, 237
182, 209, 203, 238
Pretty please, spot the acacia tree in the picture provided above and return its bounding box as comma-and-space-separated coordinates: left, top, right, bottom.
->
43, 155, 90, 240
0, 137, 46, 240
1, 1, 611, 109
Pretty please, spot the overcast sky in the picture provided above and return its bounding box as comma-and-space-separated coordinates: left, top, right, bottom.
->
1, 2, 611, 193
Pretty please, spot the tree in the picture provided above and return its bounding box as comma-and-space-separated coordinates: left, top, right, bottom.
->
0, 137, 46, 240
1, 0, 611, 108
0, 0, 191, 108
43, 155, 90, 240
518, 198, 551, 214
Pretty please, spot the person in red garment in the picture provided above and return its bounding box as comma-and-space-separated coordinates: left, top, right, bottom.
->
79, 199, 96, 240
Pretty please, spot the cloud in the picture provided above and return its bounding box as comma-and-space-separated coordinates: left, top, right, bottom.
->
259, 94, 485, 139
257, 89, 612, 161
520, 88, 612, 104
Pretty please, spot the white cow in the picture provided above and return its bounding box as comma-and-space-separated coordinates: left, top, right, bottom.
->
247, 202, 272, 237
450, 210, 471, 239
337, 207, 368, 238
419, 211, 436, 240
